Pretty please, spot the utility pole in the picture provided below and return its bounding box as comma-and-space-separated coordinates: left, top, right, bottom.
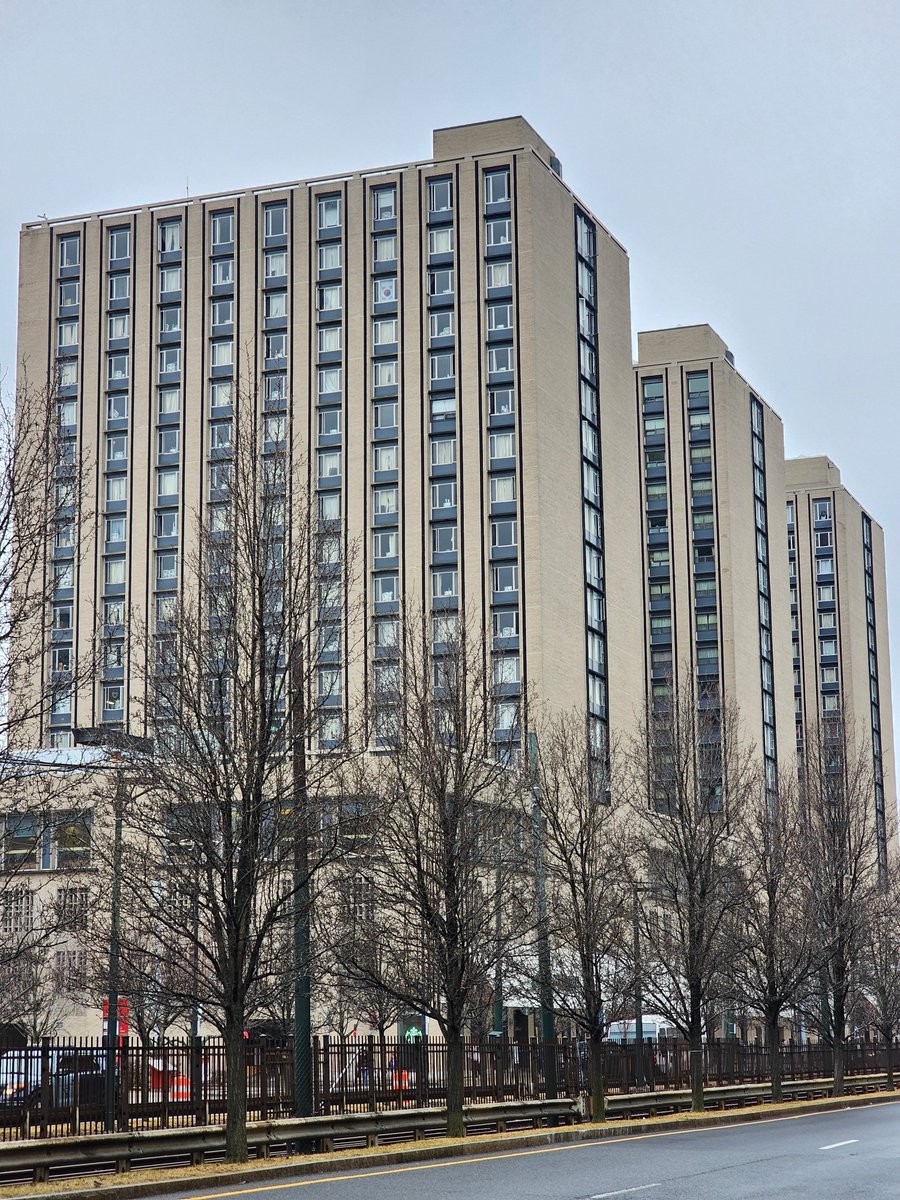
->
633, 886, 645, 1088
492, 803, 504, 1036
527, 732, 557, 1101
292, 648, 313, 1119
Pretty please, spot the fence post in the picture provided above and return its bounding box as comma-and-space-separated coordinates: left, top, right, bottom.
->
118, 1035, 130, 1131
322, 1035, 331, 1116
367, 1035, 377, 1112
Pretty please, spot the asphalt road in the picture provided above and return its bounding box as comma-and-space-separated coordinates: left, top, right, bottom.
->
172, 1102, 900, 1200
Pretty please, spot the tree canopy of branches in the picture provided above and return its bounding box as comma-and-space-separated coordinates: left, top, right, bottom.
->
331, 611, 527, 1137
102, 399, 360, 1161
732, 778, 820, 1099
518, 712, 629, 1119
623, 679, 754, 1112
800, 716, 881, 1095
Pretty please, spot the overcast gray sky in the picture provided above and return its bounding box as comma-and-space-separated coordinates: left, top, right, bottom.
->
1, 0, 898, 745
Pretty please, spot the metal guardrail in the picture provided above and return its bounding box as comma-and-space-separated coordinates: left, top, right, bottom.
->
1, 1077, 893, 1186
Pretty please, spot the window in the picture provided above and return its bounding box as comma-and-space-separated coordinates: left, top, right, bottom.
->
374, 359, 398, 388
491, 519, 517, 548
374, 618, 399, 649
428, 226, 454, 256
264, 203, 287, 238
211, 299, 233, 328
821, 665, 839, 685
159, 220, 181, 253
429, 310, 454, 339
374, 444, 398, 472
104, 558, 125, 587
264, 413, 286, 443
54, 561, 75, 591
57, 360, 78, 388
373, 233, 397, 262
374, 486, 397, 515
51, 687, 71, 717
317, 195, 341, 230
316, 327, 341, 357
209, 463, 231, 494
487, 303, 513, 332
486, 218, 511, 246
484, 169, 510, 204
157, 387, 179, 416
318, 408, 341, 437
266, 291, 287, 321
58, 235, 79, 269
373, 401, 397, 429
210, 380, 233, 409
431, 394, 456, 420
106, 434, 127, 463
427, 269, 454, 296
373, 317, 397, 345
493, 610, 519, 639
373, 573, 398, 603
209, 422, 232, 450
106, 393, 127, 421
57, 320, 78, 349
489, 475, 516, 504
816, 557, 834, 577
102, 683, 124, 712
108, 227, 130, 260
265, 332, 287, 361
489, 431, 515, 461
105, 475, 127, 503
108, 352, 129, 381
818, 610, 837, 631
318, 450, 341, 478
430, 352, 453, 382
431, 438, 456, 467
486, 260, 512, 288
815, 530, 833, 549
431, 481, 457, 511
59, 280, 79, 308
425, 176, 451, 211
492, 564, 518, 593
211, 211, 233, 246
373, 530, 397, 559
372, 186, 396, 220
488, 346, 514, 374
432, 524, 457, 553
156, 552, 177, 580
318, 242, 341, 272
157, 467, 179, 497
432, 569, 458, 599
813, 498, 832, 522
155, 347, 179, 376
211, 258, 233, 286
817, 583, 836, 603
373, 276, 397, 304
159, 265, 182, 293
51, 645, 72, 673
105, 313, 128, 342
155, 511, 177, 538
686, 371, 709, 403
210, 341, 232, 368
55, 522, 75, 549
265, 250, 287, 279
159, 305, 181, 335
318, 283, 342, 311
317, 366, 342, 395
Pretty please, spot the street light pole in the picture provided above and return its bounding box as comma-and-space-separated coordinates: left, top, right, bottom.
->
492, 803, 504, 1036
633, 886, 644, 1089
527, 733, 557, 1101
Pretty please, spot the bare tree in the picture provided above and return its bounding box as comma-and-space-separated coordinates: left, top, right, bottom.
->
0, 944, 75, 1041
800, 715, 882, 1095
858, 882, 900, 1088
518, 711, 630, 1120
100, 395, 360, 1160
732, 778, 821, 1099
332, 611, 527, 1137
0, 377, 92, 973
622, 677, 754, 1112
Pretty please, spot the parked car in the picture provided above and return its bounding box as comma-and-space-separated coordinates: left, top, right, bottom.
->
0, 1049, 108, 1108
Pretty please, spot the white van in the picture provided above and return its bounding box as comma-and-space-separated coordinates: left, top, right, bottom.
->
607, 1016, 678, 1043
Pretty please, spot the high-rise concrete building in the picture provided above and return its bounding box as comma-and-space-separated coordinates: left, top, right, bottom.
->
785, 456, 895, 868
633, 325, 795, 791
15, 116, 644, 756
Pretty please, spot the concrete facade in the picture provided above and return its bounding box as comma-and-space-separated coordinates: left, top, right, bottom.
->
785, 456, 896, 867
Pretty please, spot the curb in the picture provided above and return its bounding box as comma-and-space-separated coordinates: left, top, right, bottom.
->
13, 1089, 900, 1200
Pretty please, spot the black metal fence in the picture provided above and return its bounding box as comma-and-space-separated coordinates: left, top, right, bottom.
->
0, 1034, 891, 1142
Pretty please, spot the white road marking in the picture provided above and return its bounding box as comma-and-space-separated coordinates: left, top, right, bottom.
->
590, 1186, 661, 1199
819, 1139, 859, 1150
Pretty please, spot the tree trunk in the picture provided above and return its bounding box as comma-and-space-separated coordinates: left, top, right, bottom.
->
832, 1035, 845, 1098
767, 1015, 782, 1102
224, 1019, 249, 1162
589, 1027, 606, 1122
689, 1022, 705, 1112
446, 1028, 465, 1139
